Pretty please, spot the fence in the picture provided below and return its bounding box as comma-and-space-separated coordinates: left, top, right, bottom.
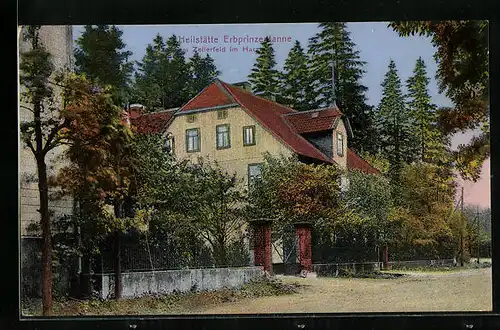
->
312, 245, 379, 264
388, 259, 456, 269
313, 262, 382, 277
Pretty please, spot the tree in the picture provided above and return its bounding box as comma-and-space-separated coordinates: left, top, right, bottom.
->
391, 162, 459, 260
187, 158, 248, 266
188, 51, 220, 97
248, 37, 280, 100
343, 171, 396, 247
280, 40, 314, 110
247, 154, 343, 244
406, 57, 446, 164
133, 34, 192, 110
19, 26, 71, 315
131, 34, 165, 110
56, 75, 148, 299
390, 21, 489, 182
74, 25, 134, 105
308, 22, 376, 153
376, 59, 415, 179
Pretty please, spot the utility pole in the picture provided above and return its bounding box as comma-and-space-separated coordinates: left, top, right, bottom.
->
331, 59, 337, 108
476, 206, 481, 264
460, 186, 464, 267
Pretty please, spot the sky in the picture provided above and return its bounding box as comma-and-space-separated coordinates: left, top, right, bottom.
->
73, 23, 490, 207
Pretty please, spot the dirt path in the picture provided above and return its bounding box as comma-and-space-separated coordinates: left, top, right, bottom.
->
193, 268, 492, 314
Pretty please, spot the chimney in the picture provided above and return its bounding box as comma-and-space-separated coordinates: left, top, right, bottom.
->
128, 103, 146, 119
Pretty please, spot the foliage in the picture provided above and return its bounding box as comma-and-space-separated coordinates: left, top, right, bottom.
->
133, 34, 220, 111
342, 171, 395, 245
390, 21, 489, 182
74, 25, 134, 105
188, 50, 220, 96
247, 154, 342, 241
359, 152, 390, 175
133, 136, 247, 266
375, 59, 415, 179
406, 57, 447, 164
280, 40, 314, 110
248, 37, 280, 100
308, 22, 377, 153
54, 74, 150, 291
388, 162, 460, 260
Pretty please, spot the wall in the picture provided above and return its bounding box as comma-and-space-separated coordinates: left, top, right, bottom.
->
303, 131, 333, 159
331, 119, 348, 170
166, 106, 293, 187
99, 266, 264, 300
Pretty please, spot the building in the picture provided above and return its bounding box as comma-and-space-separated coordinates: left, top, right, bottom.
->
130, 79, 378, 184
129, 79, 379, 268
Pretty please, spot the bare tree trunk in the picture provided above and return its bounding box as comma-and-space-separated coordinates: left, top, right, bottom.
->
37, 156, 53, 315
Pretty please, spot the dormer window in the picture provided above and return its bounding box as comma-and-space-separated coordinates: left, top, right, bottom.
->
217, 109, 228, 120
337, 132, 344, 157
311, 112, 319, 118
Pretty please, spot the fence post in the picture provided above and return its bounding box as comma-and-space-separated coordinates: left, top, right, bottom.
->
250, 219, 273, 273
383, 246, 389, 270
294, 222, 313, 273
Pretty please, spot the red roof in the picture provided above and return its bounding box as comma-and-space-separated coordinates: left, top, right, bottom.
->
347, 149, 380, 174
180, 82, 235, 111
218, 81, 333, 163
131, 110, 175, 134
284, 108, 342, 134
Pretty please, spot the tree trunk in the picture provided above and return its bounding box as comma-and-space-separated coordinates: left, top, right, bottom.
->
37, 157, 53, 316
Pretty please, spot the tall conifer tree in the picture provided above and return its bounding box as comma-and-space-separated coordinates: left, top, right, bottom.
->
248, 37, 280, 100
133, 34, 191, 110
188, 51, 220, 97
406, 57, 445, 164
74, 25, 133, 105
376, 59, 414, 178
308, 22, 376, 153
280, 40, 314, 111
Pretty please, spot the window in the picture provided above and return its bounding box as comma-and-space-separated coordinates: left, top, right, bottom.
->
337, 132, 344, 157
186, 114, 197, 123
248, 163, 263, 187
163, 134, 175, 154
243, 126, 255, 146
186, 128, 200, 152
216, 124, 231, 149
217, 109, 228, 120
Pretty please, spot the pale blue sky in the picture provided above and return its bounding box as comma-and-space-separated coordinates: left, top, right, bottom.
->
73, 23, 453, 108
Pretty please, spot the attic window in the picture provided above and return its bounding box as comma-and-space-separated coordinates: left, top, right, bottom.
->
311, 112, 319, 118
186, 114, 197, 123
217, 109, 228, 120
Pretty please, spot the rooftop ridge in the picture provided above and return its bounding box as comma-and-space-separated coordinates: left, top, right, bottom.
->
220, 81, 297, 114
284, 106, 342, 116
